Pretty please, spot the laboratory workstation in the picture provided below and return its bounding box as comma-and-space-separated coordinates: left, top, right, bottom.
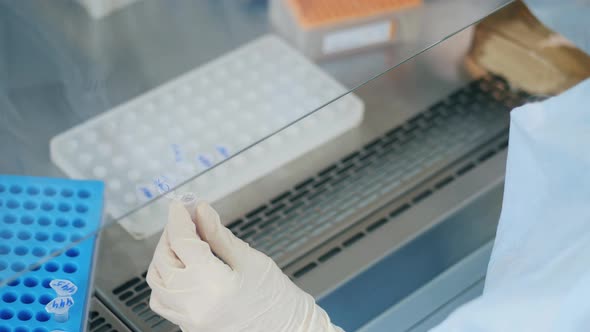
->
1, 0, 589, 331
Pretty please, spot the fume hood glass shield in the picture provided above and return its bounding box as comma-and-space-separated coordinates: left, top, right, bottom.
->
0, 0, 510, 284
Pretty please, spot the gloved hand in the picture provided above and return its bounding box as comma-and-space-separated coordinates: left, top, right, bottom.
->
146, 201, 343, 332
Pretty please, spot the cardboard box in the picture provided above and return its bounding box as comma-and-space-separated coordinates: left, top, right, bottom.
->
465, 1, 590, 95
271, 0, 423, 59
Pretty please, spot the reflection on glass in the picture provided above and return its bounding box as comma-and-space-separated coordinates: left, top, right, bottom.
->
0, 176, 103, 283
50, 35, 364, 238
0, 0, 511, 293
0, 176, 100, 330
270, 0, 424, 59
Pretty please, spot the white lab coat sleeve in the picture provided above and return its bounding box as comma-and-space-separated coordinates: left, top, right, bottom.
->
428, 3, 590, 331
523, 0, 590, 54
429, 77, 590, 332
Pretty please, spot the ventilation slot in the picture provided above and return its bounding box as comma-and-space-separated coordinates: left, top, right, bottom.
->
456, 163, 475, 175
367, 218, 388, 232
318, 247, 342, 262
342, 233, 365, 247
293, 262, 318, 278
190, 77, 535, 280
113, 277, 140, 295
412, 190, 432, 204
434, 176, 454, 190
289, 133, 515, 279
389, 204, 410, 218
112, 272, 172, 330
88, 297, 133, 332
225, 76, 536, 269
478, 150, 496, 162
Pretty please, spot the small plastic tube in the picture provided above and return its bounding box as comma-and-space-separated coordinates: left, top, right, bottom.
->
180, 192, 198, 219
54, 310, 69, 323
46, 279, 77, 323
45, 296, 74, 323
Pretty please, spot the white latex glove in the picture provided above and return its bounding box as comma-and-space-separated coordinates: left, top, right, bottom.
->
146, 201, 344, 332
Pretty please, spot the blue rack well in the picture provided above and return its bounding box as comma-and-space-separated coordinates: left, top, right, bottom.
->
0, 175, 104, 332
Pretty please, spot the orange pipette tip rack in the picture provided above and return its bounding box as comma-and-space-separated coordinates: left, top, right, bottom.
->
288, 0, 423, 28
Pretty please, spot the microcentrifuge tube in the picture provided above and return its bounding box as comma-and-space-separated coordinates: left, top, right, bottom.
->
180, 192, 198, 219
46, 279, 77, 323
46, 296, 75, 322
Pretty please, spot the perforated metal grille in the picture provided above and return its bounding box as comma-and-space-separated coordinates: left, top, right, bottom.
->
111, 76, 536, 329
288, 133, 512, 279
227, 76, 533, 266
110, 271, 179, 331
88, 297, 132, 332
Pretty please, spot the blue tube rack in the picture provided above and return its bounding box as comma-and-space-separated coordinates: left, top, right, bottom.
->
0, 175, 104, 332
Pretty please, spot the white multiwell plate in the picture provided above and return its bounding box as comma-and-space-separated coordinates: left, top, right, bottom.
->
51, 35, 364, 239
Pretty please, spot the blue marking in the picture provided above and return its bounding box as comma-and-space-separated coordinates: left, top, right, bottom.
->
140, 187, 153, 198
197, 154, 213, 168
216, 145, 230, 159
171, 144, 183, 162
51, 280, 77, 295
62, 285, 75, 293
153, 177, 171, 192
50, 297, 74, 309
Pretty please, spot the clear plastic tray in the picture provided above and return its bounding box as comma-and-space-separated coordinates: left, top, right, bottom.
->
51, 35, 364, 239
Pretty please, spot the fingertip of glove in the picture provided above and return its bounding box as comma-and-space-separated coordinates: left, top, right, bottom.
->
168, 200, 187, 217
195, 201, 217, 228
195, 201, 214, 214
167, 201, 200, 240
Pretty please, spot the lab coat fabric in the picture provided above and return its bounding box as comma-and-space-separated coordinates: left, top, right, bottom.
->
523, 0, 590, 54
430, 78, 590, 332
429, 2, 590, 331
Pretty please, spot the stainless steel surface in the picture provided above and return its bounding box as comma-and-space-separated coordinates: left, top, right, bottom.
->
405, 280, 485, 332
358, 242, 493, 332
96, 268, 176, 331
229, 77, 518, 268
0, 4, 512, 286
1, 1, 522, 331
89, 297, 134, 332
94, 222, 171, 330
284, 133, 511, 282
91, 23, 530, 331
0, 0, 512, 285
94, 24, 476, 296
297, 145, 506, 297
213, 26, 479, 222
312, 151, 507, 330
0, 0, 510, 178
